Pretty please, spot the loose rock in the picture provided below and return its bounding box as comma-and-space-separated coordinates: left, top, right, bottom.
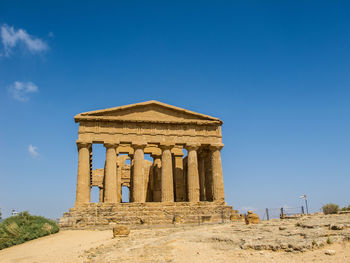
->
329, 224, 344, 230
245, 211, 260, 225
113, 225, 130, 237
325, 249, 336, 256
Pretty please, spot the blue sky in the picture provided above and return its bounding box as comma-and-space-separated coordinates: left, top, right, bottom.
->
0, 1, 349, 219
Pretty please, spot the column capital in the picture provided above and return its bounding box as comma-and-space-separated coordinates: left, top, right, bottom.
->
104, 140, 119, 148
209, 143, 224, 151
151, 153, 162, 159
172, 145, 184, 157
198, 149, 208, 158
132, 141, 147, 149
159, 142, 175, 150
185, 143, 200, 151
76, 140, 91, 149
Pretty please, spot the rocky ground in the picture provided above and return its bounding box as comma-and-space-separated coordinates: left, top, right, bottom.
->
0, 213, 349, 263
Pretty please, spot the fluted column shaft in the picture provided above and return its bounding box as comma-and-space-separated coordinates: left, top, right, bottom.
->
99, 187, 104, 203
205, 153, 213, 201
104, 143, 118, 203
75, 142, 91, 206
132, 144, 146, 203
174, 152, 185, 201
161, 144, 174, 202
152, 155, 162, 202
129, 154, 134, 202
198, 152, 206, 201
210, 144, 225, 202
186, 144, 200, 202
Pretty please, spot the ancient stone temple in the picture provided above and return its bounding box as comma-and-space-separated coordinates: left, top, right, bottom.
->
59, 100, 236, 228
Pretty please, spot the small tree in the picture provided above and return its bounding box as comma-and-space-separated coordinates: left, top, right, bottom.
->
341, 205, 350, 211
322, 203, 339, 214
0, 209, 2, 220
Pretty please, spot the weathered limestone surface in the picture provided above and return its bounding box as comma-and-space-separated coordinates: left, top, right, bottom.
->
104, 143, 118, 203
75, 142, 91, 205
186, 144, 200, 202
160, 144, 174, 202
113, 225, 130, 237
245, 211, 260, 224
61, 101, 232, 228
59, 202, 234, 228
132, 144, 146, 203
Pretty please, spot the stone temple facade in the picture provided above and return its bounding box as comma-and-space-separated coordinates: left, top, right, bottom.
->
59, 101, 236, 228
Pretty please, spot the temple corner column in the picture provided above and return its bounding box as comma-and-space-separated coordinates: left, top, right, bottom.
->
75, 141, 92, 206
209, 143, 225, 202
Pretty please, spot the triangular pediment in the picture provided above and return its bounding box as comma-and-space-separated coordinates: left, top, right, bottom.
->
75, 100, 222, 124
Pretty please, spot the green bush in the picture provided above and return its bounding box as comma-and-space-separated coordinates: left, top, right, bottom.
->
322, 203, 339, 215
341, 205, 350, 211
0, 211, 59, 250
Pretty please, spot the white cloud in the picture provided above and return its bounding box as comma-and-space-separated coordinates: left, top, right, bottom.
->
28, 145, 39, 158
8, 81, 39, 101
1, 24, 48, 56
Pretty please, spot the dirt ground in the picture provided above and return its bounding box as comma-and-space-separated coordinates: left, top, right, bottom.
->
1, 214, 350, 263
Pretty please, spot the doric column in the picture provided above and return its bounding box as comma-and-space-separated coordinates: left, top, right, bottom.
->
183, 156, 188, 200
89, 148, 93, 202
129, 154, 134, 202
209, 144, 225, 202
204, 152, 213, 201
185, 143, 200, 202
198, 150, 206, 201
104, 142, 119, 203
132, 143, 147, 203
75, 141, 91, 206
152, 154, 162, 202
160, 143, 174, 202
99, 187, 104, 203
173, 147, 185, 201
146, 163, 154, 202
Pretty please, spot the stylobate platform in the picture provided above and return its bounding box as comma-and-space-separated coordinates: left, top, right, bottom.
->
59, 202, 236, 229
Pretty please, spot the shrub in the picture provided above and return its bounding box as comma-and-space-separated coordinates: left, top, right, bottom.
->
0, 211, 59, 250
327, 237, 332, 244
322, 203, 339, 215
341, 205, 350, 211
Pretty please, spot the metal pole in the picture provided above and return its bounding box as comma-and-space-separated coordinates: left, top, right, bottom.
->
305, 199, 309, 214
301, 206, 304, 214
266, 208, 269, 220
280, 207, 284, 218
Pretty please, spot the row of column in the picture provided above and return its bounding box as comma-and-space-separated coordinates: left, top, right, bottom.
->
75, 142, 225, 206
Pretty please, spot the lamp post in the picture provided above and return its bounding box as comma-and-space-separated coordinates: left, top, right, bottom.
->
299, 194, 309, 214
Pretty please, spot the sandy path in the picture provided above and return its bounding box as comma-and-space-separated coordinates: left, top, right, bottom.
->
0, 222, 349, 263
0, 230, 113, 263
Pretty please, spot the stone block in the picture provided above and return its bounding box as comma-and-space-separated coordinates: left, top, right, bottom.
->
245, 211, 260, 224
113, 225, 130, 237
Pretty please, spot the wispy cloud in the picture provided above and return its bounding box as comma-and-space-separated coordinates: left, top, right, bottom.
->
0, 24, 48, 56
28, 144, 39, 158
8, 81, 39, 101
